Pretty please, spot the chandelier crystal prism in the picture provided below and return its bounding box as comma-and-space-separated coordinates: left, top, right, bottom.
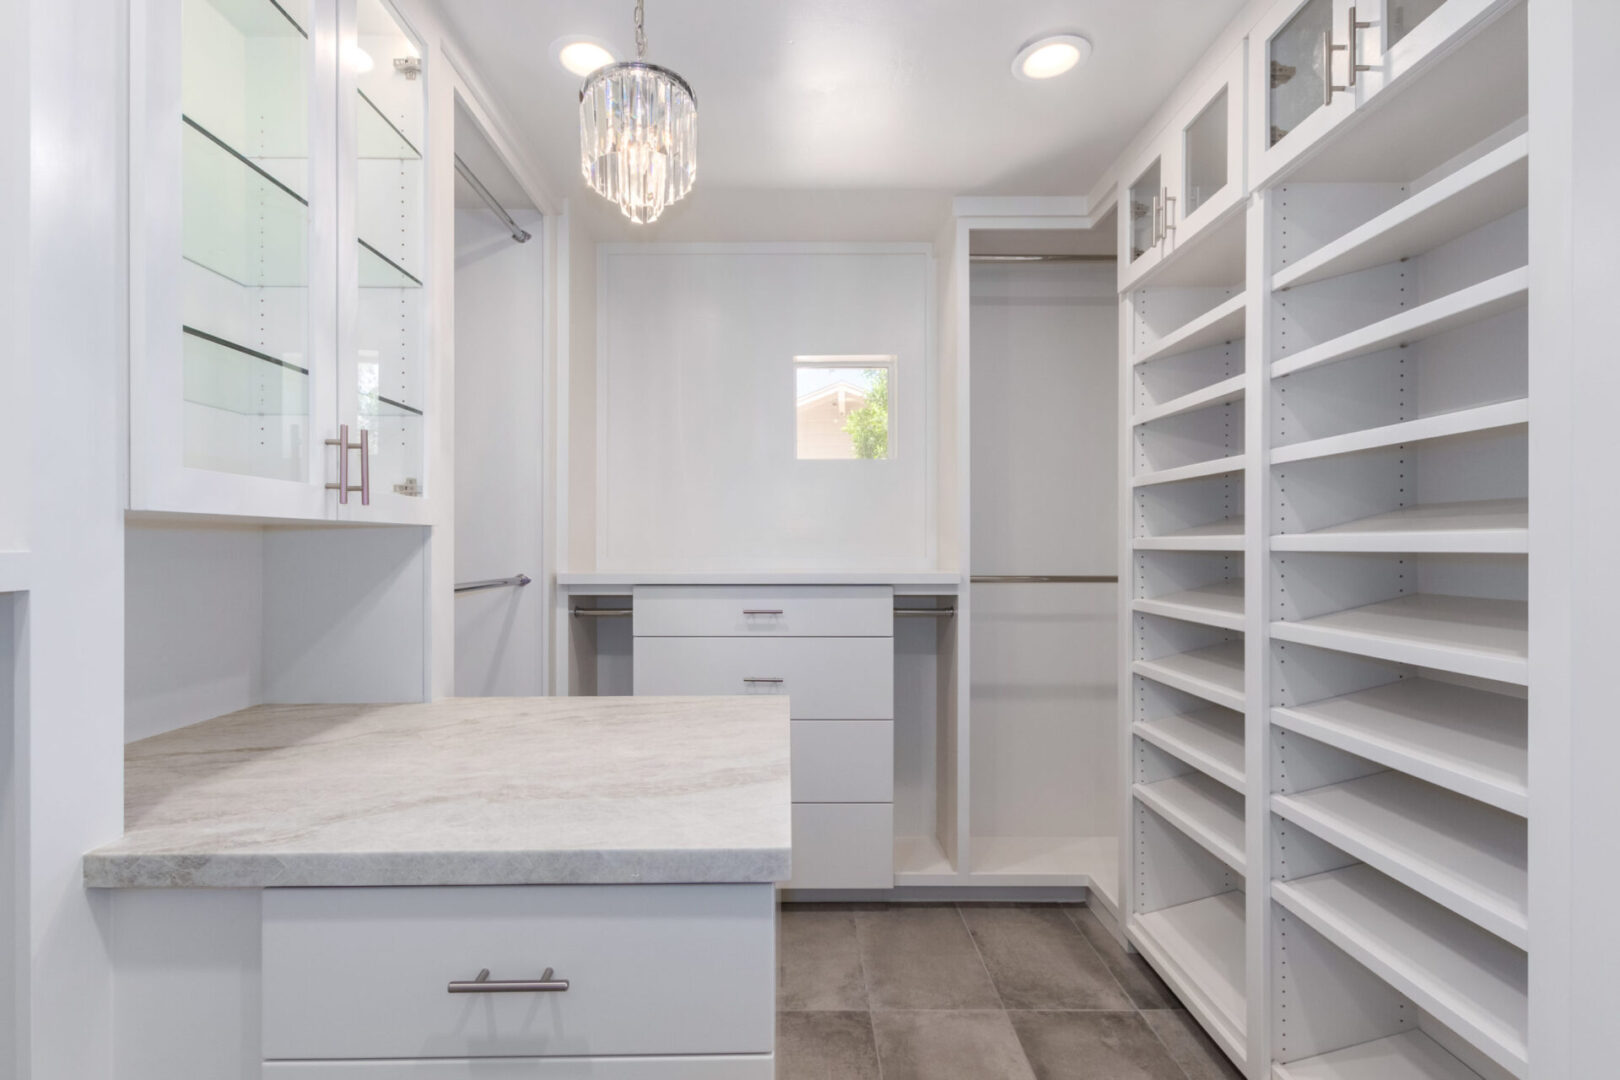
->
578, 0, 697, 225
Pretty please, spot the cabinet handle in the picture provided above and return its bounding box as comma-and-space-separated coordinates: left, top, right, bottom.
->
743, 677, 785, 684
1347, 6, 1372, 86
1151, 194, 1163, 244
1162, 187, 1176, 238
448, 967, 569, 994
1324, 30, 1348, 106
357, 427, 370, 506
743, 609, 784, 616
324, 424, 350, 505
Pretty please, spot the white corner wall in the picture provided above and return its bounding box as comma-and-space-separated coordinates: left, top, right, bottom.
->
596, 245, 934, 571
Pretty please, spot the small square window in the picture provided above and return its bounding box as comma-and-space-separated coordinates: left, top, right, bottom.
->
794, 355, 894, 460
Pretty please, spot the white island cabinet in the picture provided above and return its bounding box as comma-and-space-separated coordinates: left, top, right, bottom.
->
86, 698, 790, 1079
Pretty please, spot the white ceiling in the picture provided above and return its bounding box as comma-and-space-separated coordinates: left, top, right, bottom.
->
437, 0, 1246, 237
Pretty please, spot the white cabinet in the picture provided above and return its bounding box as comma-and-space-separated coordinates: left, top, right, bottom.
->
131, 0, 434, 523
1249, 0, 1517, 187
1120, 43, 1246, 290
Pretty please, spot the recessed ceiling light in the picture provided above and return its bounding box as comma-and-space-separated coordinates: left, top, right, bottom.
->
1013, 33, 1092, 81
554, 36, 617, 78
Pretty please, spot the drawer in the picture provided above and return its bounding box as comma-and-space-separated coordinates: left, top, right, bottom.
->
788, 803, 894, 890
262, 884, 775, 1060
633, 585, 892, 637
263, 1056, 773, 1078
792, 721, 893, 802
634, 636, 893, 720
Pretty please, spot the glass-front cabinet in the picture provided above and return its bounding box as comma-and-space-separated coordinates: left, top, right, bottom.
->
1118, 43, 1244, 290
131, 0, 434, 523
1249, 0, 1511, 186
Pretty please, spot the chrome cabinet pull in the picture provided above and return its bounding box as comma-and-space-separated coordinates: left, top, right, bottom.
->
324, 424, 368, 505
742, 677, 785, 684
1324, 30, 1347, 106
1162, 186, 1176, 239
448, 967, 569, 994
1347, 5, 1372, 86
743, 609, 784, 616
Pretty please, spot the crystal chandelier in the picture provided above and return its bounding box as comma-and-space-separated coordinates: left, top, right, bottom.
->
579, 0, 697, 225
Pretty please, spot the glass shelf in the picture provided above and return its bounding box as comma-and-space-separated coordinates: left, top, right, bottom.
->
358, 238, 423, 288
358, 89, 422, 160
182, 325, 309, 417
202, 0, 309, 38
183, 117, 308, 288
362, 393, 424, 418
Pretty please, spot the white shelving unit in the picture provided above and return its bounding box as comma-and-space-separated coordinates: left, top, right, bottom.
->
1116, 3, 1532, 1079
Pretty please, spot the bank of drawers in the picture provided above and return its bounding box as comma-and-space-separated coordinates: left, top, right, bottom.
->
632, 585, 895, 889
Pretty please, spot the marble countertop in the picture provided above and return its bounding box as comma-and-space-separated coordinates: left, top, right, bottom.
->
84, 696, 791, 889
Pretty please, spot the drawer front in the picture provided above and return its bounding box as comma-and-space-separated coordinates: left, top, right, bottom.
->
792, 721, 893, 803
263, 1056, 773, 1078
262, 884, 775, 1060
634, 637, 894, 720
788, 803, 894, 890
633, 585, 893, 638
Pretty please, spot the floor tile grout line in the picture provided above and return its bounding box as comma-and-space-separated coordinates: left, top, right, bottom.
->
1062, 902, 1148, 1011
953, 902, 1011, 1014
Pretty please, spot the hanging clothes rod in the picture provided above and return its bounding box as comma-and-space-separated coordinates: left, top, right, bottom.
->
572, 608, 633, 618
969, 254, 1116, 263
971, 574, 1119, 583
894, 608, 956, 617
454, 154, 532, 243
455, 573, 532, 594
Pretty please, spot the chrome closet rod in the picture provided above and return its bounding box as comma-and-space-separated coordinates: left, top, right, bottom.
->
971, 574, 1119, 583
572, 608, 633, 618
455, 573, 532, 593
894, 609, 956, 617
969, 254, 1117, 263
454, 153, 532, 243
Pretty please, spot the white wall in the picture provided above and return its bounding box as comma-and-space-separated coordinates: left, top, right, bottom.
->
565, 203, 598, 572
1, 594, 18, 1077
968, 260, 1119, 840
597, 246, 933, 571
453, 207, 546, 696
125, 525, 265, 742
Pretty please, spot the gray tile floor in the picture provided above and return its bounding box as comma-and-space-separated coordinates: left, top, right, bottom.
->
777, 902, 1243, 1080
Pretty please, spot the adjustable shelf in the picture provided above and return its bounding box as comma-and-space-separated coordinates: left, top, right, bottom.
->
1132, 294, 1247, 368
1272, 679, 1526, 816
1271, 594, 1527, 685
1132, 641, 1246, 711
1132, 455, 1246, 489
182, 325, 309, 417
1135, 773, 1245, 873
1134, 706, 1244, 791
1273, 770, 1527, 947
1272, 498, 1528, 554
1274, 134, 1528, 292
1133, 581, 1245, 631
358, 88, 422, 160
358, 238, 424, 289
1271, 268, 1528, 380
1136, 207, 1248, 292
1134, 374, 1245, 426
1134, 518, 1245, 551
1271, 400, 1528, 466
1273, 866, 1527, 1080
1132, 892, 1248, 1066
182, 116, 309, 288
1275, 1031, 1489, 1080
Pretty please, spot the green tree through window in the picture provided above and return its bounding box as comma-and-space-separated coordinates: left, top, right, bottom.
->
844, 368, 889, 459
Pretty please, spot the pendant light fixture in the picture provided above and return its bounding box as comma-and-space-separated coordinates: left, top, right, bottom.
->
579, 0, 698, 225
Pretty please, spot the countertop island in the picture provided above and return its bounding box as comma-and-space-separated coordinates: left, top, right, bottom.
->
84, 695, 792, 888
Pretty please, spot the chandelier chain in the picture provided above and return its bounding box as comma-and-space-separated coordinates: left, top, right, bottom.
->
634, 0, 646, 58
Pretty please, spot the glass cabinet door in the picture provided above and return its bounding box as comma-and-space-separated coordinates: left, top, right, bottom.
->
1127, 157, 1164, 269
1267, 0, 1334, 150
1172, 42, 1245, 243
1182, 89, 1229, 220
178, 0, 321, 486
1249, 0, 1358, 188
338, 0, 429, 518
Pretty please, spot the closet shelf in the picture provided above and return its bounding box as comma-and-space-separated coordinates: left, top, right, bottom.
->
358, 238, 424, 288
1272, 867, 1528, 1080
1274, 1030, 1487, 1080
1133, 520, 1246, 552
1273, 134, 1529, 292
1272, 680, 1527, 817
1272, 771, 1527, 948
1271, 267, 1529, 380
1132, 641, 1246, 712
1131, 893, 1247, 1067
1132, 581, 1245, 631
357, 88, 422, 160
1132, 455, 1246, 489
1135, 774, 1246, 874
1134, 707, 1245, 792
1132, 295, 1247, 368
1134, 375, 1246, 426
1271, 498, 1528, 554
1270, 399, 1528, 466
1133, 206, 1248, 291
1271, 594, 1527, 685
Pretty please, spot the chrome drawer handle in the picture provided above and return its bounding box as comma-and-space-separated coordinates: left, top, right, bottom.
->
448, 967, 570, 994
742, 609, 784, 616
743, 677, 784, 684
